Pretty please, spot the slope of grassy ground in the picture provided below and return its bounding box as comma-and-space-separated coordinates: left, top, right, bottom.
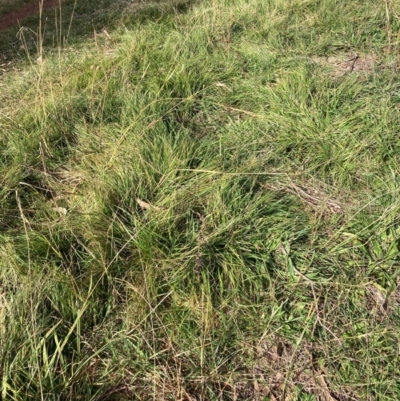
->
1, 0, 400, 399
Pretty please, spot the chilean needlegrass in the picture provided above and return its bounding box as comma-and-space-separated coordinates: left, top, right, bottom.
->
1, 0, 400, 399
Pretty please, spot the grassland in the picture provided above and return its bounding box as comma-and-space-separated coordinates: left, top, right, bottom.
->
1, 0, 400, 399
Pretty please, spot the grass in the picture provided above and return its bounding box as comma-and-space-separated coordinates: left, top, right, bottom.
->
0, 0, 27, 14
0, 0, 193, 62
1, 0, 400, 399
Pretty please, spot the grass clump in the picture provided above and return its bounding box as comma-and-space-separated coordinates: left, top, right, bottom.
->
1, 0, 400, 399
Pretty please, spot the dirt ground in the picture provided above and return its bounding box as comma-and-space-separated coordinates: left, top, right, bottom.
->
0, 0, 60, 31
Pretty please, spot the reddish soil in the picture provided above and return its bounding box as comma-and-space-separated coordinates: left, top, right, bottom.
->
0, 0, 60, 32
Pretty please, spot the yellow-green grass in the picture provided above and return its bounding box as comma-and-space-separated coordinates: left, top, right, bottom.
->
1, 0, 400, 399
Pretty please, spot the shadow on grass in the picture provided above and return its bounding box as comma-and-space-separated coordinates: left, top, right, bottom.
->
0, 0, 197, 63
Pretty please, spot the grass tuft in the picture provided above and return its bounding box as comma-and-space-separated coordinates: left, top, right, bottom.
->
1, 0, 400, 399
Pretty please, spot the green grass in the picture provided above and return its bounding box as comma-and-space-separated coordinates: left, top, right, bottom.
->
1, 0, 400, 399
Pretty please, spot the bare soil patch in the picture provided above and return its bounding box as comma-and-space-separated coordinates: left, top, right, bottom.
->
0, 0, 60, 32
312, 53, 378, 77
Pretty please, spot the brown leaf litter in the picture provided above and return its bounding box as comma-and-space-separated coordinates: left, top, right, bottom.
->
136, 198, 161, 211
